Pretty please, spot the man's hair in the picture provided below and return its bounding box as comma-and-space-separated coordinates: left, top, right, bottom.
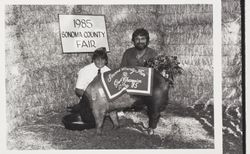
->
92, 47, 108, 65
131, 28, 150, 44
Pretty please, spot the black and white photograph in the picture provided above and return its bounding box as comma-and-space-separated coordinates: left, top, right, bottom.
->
0, 0, 246, 154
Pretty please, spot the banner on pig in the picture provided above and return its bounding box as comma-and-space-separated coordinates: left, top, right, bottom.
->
101, 67, 154, 101
59, 15, 109, 53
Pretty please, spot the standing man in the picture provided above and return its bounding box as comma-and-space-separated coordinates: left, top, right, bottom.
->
120, 28, 157, 67
120, 28, 157, 112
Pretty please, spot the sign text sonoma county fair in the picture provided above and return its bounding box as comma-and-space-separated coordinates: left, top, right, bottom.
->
61, 31, 106, 48
59, 15, 109, 53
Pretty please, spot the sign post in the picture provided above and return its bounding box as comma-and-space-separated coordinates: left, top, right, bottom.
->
59, 15, 109, 53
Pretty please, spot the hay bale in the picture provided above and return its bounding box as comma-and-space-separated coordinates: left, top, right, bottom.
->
161, 24, 212, 35
5, 26, 23, 65
222, 0, 241, 13
222, 45, 241, 56
158, 4, 212, 14
176, 55, 212, 67
222, 19, 241, 45
159, 12, 212, 26
109, 12, 158, 31
163, 32, 212, 45
170, 65, 213, 106
222, 54, 241, 67
221, 11, 242, 150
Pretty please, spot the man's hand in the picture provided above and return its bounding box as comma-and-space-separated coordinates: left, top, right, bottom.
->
75, 88, 84, 98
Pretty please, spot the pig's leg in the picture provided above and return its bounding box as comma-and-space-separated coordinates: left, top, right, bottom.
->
109, 111, 119, 129
148, 103, 160, 128
92, 108, 105, 135
147, 84, 168, 133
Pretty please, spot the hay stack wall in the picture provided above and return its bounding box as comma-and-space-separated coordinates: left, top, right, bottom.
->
157, 5, 213, 107
222, 0, 241, 107
6, 5, 213, 132
222, 0, 242, 153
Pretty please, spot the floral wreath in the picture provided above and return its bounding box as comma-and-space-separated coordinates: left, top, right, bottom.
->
144, 55, 183, 86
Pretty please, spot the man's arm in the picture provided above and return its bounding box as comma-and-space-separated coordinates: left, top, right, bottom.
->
75, 67, 88, 97
75, 88, 84, 98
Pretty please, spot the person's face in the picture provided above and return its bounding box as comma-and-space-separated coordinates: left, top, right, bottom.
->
134, 35, 148, 50
94, 57, 106, 68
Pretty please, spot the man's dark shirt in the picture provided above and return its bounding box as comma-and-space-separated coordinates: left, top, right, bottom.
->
120, 47, 157, 67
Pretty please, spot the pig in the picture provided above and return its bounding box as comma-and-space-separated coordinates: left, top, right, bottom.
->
79, 70, 171, 135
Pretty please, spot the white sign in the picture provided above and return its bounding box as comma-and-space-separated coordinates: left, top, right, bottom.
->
59, 15, 109, 53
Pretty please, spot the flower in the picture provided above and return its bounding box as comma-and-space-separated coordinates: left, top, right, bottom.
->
144, 55, 183, 85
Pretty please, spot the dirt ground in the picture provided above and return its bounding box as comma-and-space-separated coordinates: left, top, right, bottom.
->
7, 107, 214, 150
